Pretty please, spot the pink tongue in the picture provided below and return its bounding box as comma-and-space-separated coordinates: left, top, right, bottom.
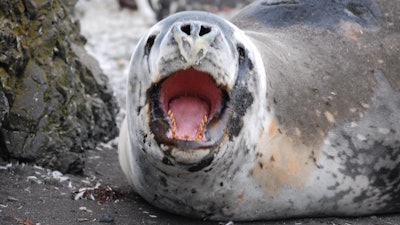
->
168, 96, 209, 140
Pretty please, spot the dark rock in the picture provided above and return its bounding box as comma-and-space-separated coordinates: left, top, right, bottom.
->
7, 196, 19, 202
22, 0, 38, 19
0, 90, 9, 127
0, 0, 118, 174
99, 214, 115, 223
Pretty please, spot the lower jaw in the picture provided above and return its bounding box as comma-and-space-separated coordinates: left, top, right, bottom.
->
163, 147, 215, 172
170, 148, 211, 165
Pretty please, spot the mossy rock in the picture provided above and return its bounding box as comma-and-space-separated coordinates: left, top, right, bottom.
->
0, 0, 118, 173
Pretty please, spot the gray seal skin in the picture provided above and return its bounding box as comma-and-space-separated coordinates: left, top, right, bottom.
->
118, 0, 400, 221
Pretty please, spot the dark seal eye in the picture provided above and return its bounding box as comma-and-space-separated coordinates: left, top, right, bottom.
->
144, 35, 156, 55
237, 44, 253, 71
237, 44, 246, 66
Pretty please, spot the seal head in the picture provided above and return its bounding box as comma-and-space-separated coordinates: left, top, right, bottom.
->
126, 11, 266, 167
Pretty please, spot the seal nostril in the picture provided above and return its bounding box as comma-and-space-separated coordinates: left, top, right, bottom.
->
181, 24, 191, 35
199, 26, 211, 36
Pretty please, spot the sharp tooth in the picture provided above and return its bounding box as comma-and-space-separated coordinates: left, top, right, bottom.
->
168, 110, 177, 138
195, 115, 208, 141
195, 135, 202, 141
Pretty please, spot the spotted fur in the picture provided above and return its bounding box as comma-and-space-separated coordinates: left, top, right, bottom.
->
119, 0, 400, 221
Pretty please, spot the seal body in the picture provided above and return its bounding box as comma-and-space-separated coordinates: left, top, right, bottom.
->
135, 0, 255, 22
119, 0, 400, 220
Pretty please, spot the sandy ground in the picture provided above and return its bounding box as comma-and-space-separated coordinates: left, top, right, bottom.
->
1, 147, 400, 225
1, 0, 400, 224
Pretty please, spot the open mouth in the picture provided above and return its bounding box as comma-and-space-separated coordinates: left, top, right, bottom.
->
149, 68, 229, 149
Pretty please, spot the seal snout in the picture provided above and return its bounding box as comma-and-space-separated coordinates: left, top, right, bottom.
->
172, 22, 219, 65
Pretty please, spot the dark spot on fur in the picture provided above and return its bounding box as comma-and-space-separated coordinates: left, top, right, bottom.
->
159, 176, 168, 187
162, 157, 174, 166
191, 189, 197, 194
248, 59, 254, 71
136, 106, 142, 115
327, 181, 340, 191
249, 169, 254, 176
228, 87, 254, 140
232, 87, 254, 117
204, 167, 213, 173
270, 155, 275, 162
143, 133, 148, 143
188, 156, 214, 172
258, 162, 264, 169
227, 116, 243, 140
139, 130, 146, 139
220, 182, 224, 187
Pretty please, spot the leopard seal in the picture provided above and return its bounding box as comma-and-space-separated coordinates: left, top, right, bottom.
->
118, 0, 400, 221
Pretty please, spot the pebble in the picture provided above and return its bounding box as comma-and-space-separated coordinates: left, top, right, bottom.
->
0, 163, 12, 170
99, 214, 114, 223
77, 218, 90, 222
7, 196, 19, 202
27, 176, 42, 184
